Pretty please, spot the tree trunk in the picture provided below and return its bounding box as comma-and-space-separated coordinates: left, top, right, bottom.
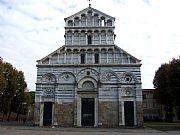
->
7, 110, 12, 121
16, 112, 20, 121
165, 105, 173, 122
16, 104, 22, 121
2, 113, 5, 121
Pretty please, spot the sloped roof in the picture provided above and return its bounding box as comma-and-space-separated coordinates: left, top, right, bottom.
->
37, 46, 65, 63
64, 6, 115, 21
37, 45, 141, 64
114, 45, 141, 62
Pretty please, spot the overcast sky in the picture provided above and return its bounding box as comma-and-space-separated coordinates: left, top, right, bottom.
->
0, 0, 180, 91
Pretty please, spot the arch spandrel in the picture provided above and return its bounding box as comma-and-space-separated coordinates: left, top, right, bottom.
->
120, 72, 139, 84
77, 68, 99, 82
41, 73, 57, 83
100, 70, 119, 83
58, 72, 76, 84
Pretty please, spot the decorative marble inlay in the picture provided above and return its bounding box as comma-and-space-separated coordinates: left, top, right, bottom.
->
43, 88, 54, 97
62, 74, 70, 81
106, 73, 111, 81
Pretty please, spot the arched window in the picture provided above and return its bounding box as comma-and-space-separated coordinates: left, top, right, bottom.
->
80, 31, 86, 45
74, 17, 79, 26
88, 35, 92, 44
107, 20, 112, 26
81, 53, 85, 64
94, 53, 99, 64
101, 30, 106, 44
81, 14, 86, 26
101, 17, 105, 26
67, 31, 72, 45
107, 30, 113, 44
87, 11, 92, 26
94, 14, 99, 26
68, 20, 73, 26
94, 31, 99, 44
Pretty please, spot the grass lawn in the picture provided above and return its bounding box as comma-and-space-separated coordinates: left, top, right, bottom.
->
144, 122, 180, 131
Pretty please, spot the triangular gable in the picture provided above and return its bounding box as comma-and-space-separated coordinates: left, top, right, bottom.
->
37, 46, 65, 64
65, 6, 115, 21
114, 45, 141, 63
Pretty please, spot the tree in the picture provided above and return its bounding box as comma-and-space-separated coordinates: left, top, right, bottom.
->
0, 57, 28, 121
29, 91, 35, 105
153, 58, 180, 122
169, 59, 180, 106
0, 57, 6, 93
0, 61, 15, 121
7, 70, 27, 121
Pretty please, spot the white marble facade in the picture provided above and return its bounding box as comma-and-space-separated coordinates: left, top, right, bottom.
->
35, 6, 143, 127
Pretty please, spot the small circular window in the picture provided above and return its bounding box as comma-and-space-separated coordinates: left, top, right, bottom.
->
125, 75, 132, 82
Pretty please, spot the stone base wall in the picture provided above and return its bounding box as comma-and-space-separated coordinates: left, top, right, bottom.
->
34, 102, 40, 126
99, 101, 118, 127
55, 102, 74, 127
136, 101, 143, 127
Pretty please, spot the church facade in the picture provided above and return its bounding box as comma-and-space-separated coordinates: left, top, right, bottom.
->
34, 5, 143, 127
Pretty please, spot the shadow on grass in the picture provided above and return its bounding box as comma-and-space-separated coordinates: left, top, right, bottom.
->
144, 122, 180, 131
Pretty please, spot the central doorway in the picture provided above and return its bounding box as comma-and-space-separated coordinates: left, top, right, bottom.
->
124, 101, 134, 126
81, 98, 94, 126
43, 102, 52, 126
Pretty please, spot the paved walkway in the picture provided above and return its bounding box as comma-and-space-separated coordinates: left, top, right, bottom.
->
0, 126, 180, 135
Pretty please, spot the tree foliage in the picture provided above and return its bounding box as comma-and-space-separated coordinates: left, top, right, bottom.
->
153, 58, 180, 122
0, 57, 31, 121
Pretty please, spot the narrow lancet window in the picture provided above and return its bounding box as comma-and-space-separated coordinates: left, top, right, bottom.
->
81, 53, 85, 64
88, 35, 92, 44
94, 53, 99, 64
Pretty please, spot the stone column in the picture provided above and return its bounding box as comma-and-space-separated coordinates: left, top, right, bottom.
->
72, 32, 74, 45
85, 32, 88, 45
71, 52, 73, 64
92, 51, 95, 64
39, 101, 44, 126
134, 85, 137, 126
65, 33, 67, 45
49, 56, 52, 64
121, 101, 125, 125
106, 50, 108, 63
112, 50, 115, 64
80, 17, 81, 26
92, 31, 94, 45
78, 32, 80, 45
53, 87, 58, 126
99, 33, 101, 44
78, 52, 80, 64
74, 82, 78, 126
128, 55, 130, 64
64, 52, 66, 64
85, 16, 87, 26
118, 84, 123, 126
85, 51, 87, 64
77, 96, 81, 127
52, 102, 55, 126
99, 51, 101, 63
112, 20, 114, 26
121, 50, 123, 64
57, 52, 60, 64
94, 97, 98, 127
105, 32, 107, 44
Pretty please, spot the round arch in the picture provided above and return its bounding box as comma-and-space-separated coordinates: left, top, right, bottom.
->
78, 77, 97, 89
41, 73, 57, 83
